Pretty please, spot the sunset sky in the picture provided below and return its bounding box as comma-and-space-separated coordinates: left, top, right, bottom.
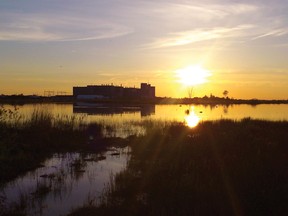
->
1, 0, 288, 99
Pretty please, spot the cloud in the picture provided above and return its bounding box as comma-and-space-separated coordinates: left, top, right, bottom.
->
144, 25, 254, 48
183, 3, 259, 20
251, 28, 288, 40
141, 0, 288, 50
0, 12, 133, 42
130, 2, 259, 22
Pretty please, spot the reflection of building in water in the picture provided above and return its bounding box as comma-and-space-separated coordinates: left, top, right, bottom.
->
73, 103, 155, 117
73, 83, 155, 100
140, 104, 156, 117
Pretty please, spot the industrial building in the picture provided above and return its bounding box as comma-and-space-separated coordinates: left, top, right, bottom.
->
73, 83, 155, 100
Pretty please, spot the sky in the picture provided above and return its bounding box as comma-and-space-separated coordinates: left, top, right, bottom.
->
1, 0, 288, 99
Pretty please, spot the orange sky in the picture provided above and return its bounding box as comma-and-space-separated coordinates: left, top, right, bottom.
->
1, 0, 288, 99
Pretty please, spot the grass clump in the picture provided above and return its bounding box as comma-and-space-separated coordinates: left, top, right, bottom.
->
69, 119, 288, 216
0, 107, 105, 185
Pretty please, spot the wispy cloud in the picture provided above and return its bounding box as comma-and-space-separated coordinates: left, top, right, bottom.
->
180, 3, 259, 20
0, 12, 133, 42
131, 2, 259, 22
144, 25, 254, 49
251, 28, 288, 40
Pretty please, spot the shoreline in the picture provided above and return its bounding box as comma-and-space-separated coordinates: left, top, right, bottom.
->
1, 95, 288, 105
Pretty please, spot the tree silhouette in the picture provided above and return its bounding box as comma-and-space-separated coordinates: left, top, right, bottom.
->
188, 87, 193, 99
223, 90, 229, 98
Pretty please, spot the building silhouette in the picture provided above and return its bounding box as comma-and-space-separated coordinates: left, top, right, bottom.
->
73, 83, 155, 100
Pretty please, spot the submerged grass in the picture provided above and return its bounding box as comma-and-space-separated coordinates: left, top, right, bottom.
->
0, 107, 119, 186
69, 119, 288, 216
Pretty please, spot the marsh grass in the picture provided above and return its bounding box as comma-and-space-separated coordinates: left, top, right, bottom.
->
2, 105, 288, 215
69, 119, 288, 216
0, 191, 28, 216
0, 108, 98, 185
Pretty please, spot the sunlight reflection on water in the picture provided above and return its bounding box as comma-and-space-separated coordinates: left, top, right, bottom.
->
184, 106, 201, 128
2, 103, 288, 134
3, 103, 288, 122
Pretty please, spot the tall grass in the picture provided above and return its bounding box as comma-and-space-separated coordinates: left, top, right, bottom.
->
0, 108, 91, 185
0, 105, 22, 128
0, 106, 133, 185
2, 106, 288, 215
69, 119, 288, 216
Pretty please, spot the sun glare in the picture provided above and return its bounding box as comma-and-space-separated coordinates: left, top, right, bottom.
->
176, 65, 211, 86
185, 107, 201, 128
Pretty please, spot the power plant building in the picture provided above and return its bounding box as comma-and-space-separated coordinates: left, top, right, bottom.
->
73, 83, 155, 100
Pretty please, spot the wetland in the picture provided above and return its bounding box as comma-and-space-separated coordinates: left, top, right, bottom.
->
1, 103, 288, 215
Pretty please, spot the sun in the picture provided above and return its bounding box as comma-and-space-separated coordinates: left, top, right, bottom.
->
176, 65, 211, 86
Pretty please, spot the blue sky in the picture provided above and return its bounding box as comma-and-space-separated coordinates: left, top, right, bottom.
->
1, 0, 288, 99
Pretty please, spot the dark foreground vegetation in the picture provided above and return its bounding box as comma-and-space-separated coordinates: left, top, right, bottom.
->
1, 105, 288, 216
0, 107, 126, 186
69, 119, 288, 216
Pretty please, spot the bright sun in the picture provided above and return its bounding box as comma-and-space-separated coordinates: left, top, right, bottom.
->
176, 65, 211, 86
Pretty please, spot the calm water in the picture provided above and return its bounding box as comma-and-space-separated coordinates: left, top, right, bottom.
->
1, 147, 130, 216
3, 103, 288, 126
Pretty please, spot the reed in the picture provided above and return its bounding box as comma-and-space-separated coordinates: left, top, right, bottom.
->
69, 119, 288, 216
2, 106, 288, 215
0, 108, 90, 185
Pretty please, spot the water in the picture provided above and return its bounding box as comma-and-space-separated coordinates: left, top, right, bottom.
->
3, 103, 288, 126
0, 148, 130, 216
1, 103, 288, 215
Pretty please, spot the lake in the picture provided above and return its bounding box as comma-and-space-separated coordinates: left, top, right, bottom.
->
2, 103, 288, 137
3, 103, 288, 127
